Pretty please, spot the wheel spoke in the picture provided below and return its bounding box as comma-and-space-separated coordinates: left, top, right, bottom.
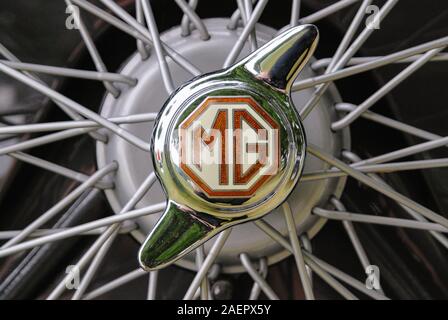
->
0, 202, 165, 259
1, 162, 117, 248
282, 203, 314, 300
84, 268, 146, 300
0, 61, 151, 151
47, 172, 158, 299
293, 36, 448, 91
312, 53, 448, 69
303, 251, 389, 300
0, 60, 136, 85
174, 0, 210, 40
141, 0, 175, 94
299, 0, 399, 119
10, 152, 113, 189
237, 0, 257, 51
314, 208, 448, 233
301, 158, 448, 182
135, 0, 150, 59
336, 103, 446, 142
181, 0, 198, 36
184, 229, 231, 299
0, 42, 107, 142
249, 257, 268, 300
298, 0, 360, 24
332, 47, 447, 130
0, 128, 95, 156
331, 198, 374, 269
240, 253, 279, 300
65, 0, 120, 96
254, 219, 370, 299
303, 253, 358, 300
223, 0, 269, 68
147, 271, 159, 300
342, 151, 448, 250
46, 225, 118, 300
96, 0, 202, 76
355, 137, 448, 166
307, 144, 448, 229
0, 113, 156, 134
290, 0, 301, 27
71, 230, 118, 300
195, 246, 210, 300
0, 223, 136, 240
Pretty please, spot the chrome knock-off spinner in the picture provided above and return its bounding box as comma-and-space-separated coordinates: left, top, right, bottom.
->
139, 25, 319, 271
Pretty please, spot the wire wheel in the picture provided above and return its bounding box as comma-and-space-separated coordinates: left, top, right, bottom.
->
0, 0, 447, 300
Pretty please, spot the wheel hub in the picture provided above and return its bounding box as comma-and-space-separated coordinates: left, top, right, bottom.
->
97, 18, 349, 273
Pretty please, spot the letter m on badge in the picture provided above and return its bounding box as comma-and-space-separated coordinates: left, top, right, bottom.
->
179, 96, 280, 198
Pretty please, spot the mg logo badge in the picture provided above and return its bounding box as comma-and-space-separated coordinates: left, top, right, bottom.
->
179, 97, 280, 198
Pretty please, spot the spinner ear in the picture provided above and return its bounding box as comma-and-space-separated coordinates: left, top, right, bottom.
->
138, 201, 215, 271
239, 24, 319, 93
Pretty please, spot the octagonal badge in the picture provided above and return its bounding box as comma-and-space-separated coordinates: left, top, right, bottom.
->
179, 97, 280, 198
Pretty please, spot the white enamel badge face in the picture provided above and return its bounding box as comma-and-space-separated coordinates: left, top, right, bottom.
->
179, 97, 279, 198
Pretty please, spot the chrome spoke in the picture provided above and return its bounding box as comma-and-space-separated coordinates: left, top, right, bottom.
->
47, 224, 119, 300
96, 0, 201, 76
331, 198, 372, 269
255, 219, 292, 252
332, 46, 447, 130
0, 113, 157, 134
240, 253, 279, 300
147, 271, 159, 300
303, 253, 358, 300
299, 0, 399, 119
312, 53, 448, 69
0, 224, 136, 240
301, 158, 448, 182
71, 231, 118, 300
174, 0, 210, 40
290, 0, 301, 27
1, 0, 446, 301
307, 144, 448, 229
0, 61, 150, 151
84, 269, 146, 300
304, 252, 389, 300
0, 42, 107, 142
324, 0, 373, 74
282, 203, 314, 300
249, 257, 268, 300
10, 152, 113, 189
47, 172, 158, 299
237, 0, 257, 51
65, 0, 119, 96
354, 137, 448, 167
293, 36, 448, 91
298, 0, 359, 24
254, 219, 375, 299
0, 60, 136, 85
0, 202, 165, 259
196, 246, 209, 300
184, 229, 232, 300
141, 0, 175, 94
336, 103, 447, 142
223, 0, 269, 68
314, 208, 448, 233
1, 163, 117, 248
0, 128, 95, 156
342, 151, 448, 250
136, 0, 150, 59
181, 0, 198, 36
